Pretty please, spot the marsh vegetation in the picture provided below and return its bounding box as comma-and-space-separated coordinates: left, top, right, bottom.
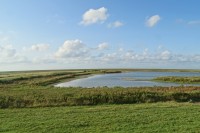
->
0, 69, 200, 108
154, 76, 200, 84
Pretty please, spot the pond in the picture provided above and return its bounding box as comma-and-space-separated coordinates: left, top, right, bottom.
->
55, 72, 200, 87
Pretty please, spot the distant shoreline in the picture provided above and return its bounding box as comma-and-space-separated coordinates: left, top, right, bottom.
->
1, 68, 200, 73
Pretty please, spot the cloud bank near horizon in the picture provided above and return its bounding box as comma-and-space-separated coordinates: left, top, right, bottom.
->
1, 39, 200, 71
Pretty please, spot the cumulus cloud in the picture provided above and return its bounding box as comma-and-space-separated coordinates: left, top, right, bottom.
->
55, 40, 89, 58
146, 15, 161, 27
97, 48, 191, 64
159, 50, 171, 60
0, 44, 27, 63
100, 53, 118, 62
53, 40, 200, 66
30, 44, 49, 51
108, 21, 124, 28
97, 42, 109, 50
80, 7, 109, 25
1, 39, 200, 70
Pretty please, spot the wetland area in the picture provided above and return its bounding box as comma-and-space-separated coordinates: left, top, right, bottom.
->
56, 71, 200, 87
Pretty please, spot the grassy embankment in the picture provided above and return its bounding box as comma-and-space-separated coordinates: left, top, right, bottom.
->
0, 69, 200, 108
1, 102, 200, 133
154, 76, 200, 84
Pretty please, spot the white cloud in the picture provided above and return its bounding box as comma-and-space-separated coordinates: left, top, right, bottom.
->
54, 41, 200, 65
55, 40, 89, 58
146, 15, 161, 27
108, 21, 124, 28
97, 48, 179, 64
192, 55, 200, 62
1, 40, 200, 70
0, 45, 16, 58
97, 42, 109, 50
100, 53, 118, 62
30, 44, 49, 51
159, 50, 171, 60
0, 44, 28, 63
80, 7, 109, 25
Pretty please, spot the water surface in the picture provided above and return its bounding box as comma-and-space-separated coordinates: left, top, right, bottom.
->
55, 72, 200, 87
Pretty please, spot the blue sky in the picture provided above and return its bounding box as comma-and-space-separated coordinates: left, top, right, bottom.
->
0, 0, 200, 71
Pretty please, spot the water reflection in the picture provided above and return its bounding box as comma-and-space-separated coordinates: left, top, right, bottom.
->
55, 72, 200, 87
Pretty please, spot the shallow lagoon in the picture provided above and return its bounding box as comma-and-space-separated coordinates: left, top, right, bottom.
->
55, 72, 200, 87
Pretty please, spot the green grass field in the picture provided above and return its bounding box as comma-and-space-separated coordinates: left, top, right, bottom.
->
1, 102, 200, 133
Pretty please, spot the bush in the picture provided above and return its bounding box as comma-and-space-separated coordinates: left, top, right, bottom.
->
172, 93, 191, 102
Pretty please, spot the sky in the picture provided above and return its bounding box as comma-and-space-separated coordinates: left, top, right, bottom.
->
0, 0, 200, 71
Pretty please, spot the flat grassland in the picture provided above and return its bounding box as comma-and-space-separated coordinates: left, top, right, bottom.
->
0, 69, 200, 132
1, 102, 200, 133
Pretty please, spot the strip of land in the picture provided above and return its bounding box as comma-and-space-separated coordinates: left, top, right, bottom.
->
153, 76, 200, 84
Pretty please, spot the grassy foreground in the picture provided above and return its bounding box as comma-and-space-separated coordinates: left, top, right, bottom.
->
1, 102, 200, 133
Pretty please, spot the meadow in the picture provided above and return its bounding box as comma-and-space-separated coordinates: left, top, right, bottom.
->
0, 69, 200, 132
1, 102, 200, 133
